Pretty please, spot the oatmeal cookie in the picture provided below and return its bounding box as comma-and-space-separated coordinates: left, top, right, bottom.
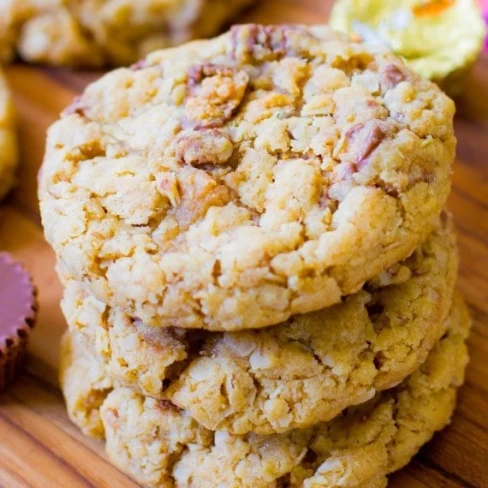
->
0, 0, 255, 67
0, 69, 17, 200
64, 215, 457, 434
40, 24, 456, 331
60, 294, 471, 487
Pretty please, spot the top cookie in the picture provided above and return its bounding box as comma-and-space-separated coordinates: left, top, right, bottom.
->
0, 0, 255, 67
39, 24, 456, 331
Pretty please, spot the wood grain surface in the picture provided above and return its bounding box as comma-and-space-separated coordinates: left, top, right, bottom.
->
0, 1, 487, 487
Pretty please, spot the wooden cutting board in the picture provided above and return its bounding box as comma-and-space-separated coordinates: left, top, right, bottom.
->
1, 1, 487, 486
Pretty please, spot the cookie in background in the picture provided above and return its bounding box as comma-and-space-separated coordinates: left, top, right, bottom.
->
0, 69, 17, 201
0, 0, 257, 67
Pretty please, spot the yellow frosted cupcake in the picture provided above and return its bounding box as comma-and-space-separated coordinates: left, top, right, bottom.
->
330, 0, 486, 95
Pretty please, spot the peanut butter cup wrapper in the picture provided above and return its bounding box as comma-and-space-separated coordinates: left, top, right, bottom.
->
0, 253, 37, 391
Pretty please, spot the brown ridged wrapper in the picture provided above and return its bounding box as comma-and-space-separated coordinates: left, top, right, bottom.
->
0, 253, 37, 391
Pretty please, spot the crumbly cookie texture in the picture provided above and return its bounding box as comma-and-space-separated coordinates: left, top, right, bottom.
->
0, 69, 17, 200
0, 0, 255, 67
60, 295, 470, 488
64, 214, 458, 435
61, 337, 112, 439
40, 24, 456, 331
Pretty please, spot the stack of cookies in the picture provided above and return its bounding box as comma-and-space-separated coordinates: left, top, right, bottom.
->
39, 24, 469, 487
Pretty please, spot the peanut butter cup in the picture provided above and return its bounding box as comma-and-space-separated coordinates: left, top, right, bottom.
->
0, 253, 37, 391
